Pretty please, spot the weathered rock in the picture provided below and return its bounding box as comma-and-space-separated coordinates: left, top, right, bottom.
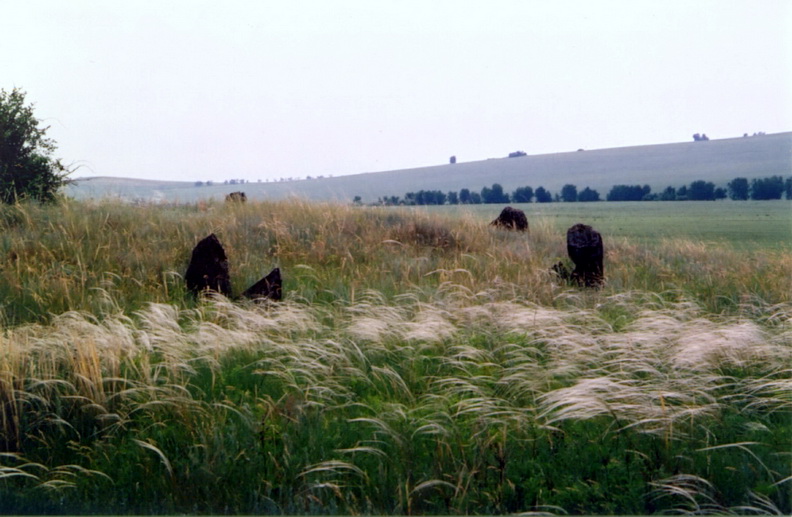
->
242, 267, 282, 302
490, 206, 529, 231
184, 234, 232, 296
566, 223, 604, 287
225, 191, 247, 203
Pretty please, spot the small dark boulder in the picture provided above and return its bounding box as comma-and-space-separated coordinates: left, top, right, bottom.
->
242, 267, 282, 302
225, 191, 247, 203
185, 234, 232, 296
566, 223, 604, 287
490, 206, 529, 231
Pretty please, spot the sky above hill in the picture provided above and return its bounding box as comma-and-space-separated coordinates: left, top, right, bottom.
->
3, 1, 791, 182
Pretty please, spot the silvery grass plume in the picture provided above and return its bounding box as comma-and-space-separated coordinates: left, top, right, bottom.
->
0, 285, 789, 512
536, 296, 792, 438
649, 473, 786, 515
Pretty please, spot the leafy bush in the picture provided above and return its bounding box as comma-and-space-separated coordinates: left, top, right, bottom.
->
0, 88, 70, 203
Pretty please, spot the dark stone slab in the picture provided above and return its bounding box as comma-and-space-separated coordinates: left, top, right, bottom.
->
242, 267, 282, 302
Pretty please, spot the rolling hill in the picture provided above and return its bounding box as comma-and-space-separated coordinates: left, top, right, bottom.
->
67, 132, 792, 203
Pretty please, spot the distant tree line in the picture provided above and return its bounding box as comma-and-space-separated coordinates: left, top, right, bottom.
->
376, 183, 598, 206
371, 175, 791, 206
596, 176, 789, 202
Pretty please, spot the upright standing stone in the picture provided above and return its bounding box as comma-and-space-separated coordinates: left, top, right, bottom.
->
185, 234, 232, 296
566, 223, 604, 287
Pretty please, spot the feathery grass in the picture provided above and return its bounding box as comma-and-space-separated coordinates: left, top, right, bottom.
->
0, 198, 789, 514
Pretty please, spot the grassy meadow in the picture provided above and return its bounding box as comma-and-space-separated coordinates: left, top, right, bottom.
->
0, 198, 790, 514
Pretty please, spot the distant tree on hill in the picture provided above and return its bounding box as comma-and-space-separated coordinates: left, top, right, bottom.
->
534, 186, 553, 203
692, 133, 710, 142
480, 185, 492, 203
449, 155, 456, 164
688, 180, 716, 201
447, 190, 458, 204
459, 188, 472, 204
751, 176, 784, 200
511, 186, 533, 203
378, 195, 400, 205
785, 177, 792, 200
508, 151, 527, 158
676, 185, 688, 201
469, 191, 482, 204
481, 183, 509, 204
404, 190, 447, 205
430, 190, 447, 205
561, 184, 578, 202
728, 177, 749, 200
660, 186, 677, 201
577, 187, 600, 202
607, 184, 650, 201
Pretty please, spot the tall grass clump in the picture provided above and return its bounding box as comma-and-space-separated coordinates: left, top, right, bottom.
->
0, 198, 789, 514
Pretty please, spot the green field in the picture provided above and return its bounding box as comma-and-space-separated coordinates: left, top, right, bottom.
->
428, 200, 792, 250
0, 198, 789, 514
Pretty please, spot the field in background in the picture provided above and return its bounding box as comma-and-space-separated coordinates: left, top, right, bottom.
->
428, 200, 792, 250
0, 198, 789, 514
66, 132, 792, 203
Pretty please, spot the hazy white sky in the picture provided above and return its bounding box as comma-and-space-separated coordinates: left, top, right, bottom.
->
3, 1, 791, 182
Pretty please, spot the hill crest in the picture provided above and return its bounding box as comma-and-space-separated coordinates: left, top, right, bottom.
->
67, 132, 792, 203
